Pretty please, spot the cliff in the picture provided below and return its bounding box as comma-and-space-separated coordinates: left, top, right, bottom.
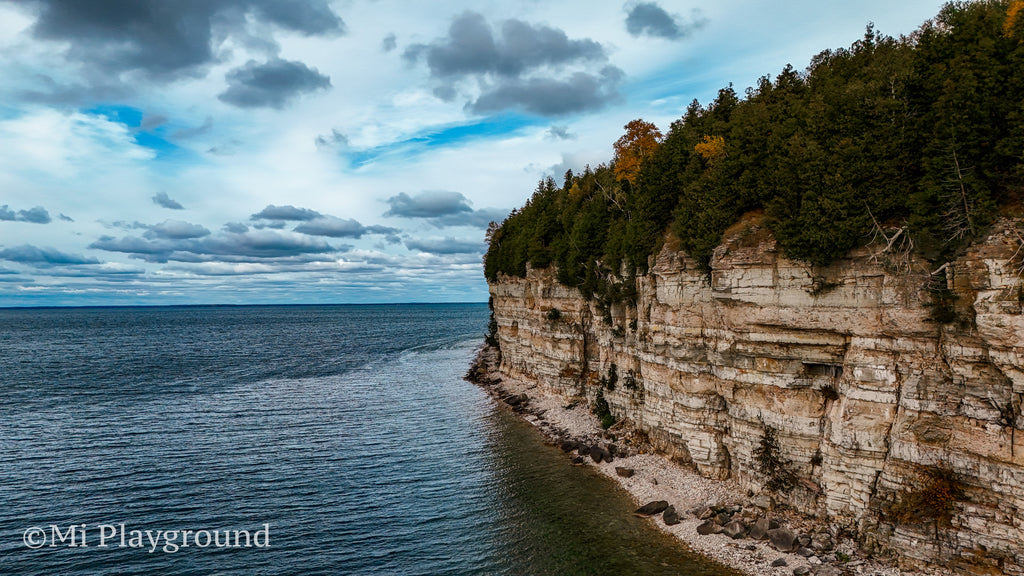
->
487, 214, 1024, 575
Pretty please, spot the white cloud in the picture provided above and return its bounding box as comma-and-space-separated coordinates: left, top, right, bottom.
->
0, 0, 949, 305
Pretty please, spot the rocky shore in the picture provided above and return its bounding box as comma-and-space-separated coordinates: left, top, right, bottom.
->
467, 345, 944, 576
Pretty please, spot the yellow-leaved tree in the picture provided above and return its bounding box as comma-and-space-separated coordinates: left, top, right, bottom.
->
613, 119, 662, 186
694, 135, 727, 166
1006, 0, 1024, 37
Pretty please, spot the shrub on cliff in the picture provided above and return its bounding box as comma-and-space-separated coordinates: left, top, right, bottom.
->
888, 465, 966, 526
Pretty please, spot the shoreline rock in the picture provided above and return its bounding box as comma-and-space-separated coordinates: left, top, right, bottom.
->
466, 343, 945, 576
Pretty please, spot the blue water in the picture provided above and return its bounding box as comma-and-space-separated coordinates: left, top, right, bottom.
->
0, 304, 734, 575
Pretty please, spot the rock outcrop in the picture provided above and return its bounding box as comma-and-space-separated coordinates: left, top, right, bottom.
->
487, 215, 1024, 574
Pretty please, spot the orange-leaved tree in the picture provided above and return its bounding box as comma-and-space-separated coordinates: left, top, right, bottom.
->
613, 119, 662, 186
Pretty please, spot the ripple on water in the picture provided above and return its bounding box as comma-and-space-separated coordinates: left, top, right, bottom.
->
0, 306, 737, 576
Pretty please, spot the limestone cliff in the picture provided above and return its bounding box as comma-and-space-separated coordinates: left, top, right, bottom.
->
487, 215, 1024, 574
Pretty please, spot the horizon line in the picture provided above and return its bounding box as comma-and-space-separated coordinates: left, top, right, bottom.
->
0, 301, 489, 311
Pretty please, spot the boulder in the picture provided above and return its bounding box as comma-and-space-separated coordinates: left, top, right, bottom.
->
696, 520, 721, 535
688, 504, 710, 519
771, 558, 788, 567
663, 505, 680, 526
590, 446, 605, 463
751, 494, 772, 509
635, 500, 670, 515
767, 527, 798, 552
811, 566, 840, 576
796, 547, 816, 558
810, 533, 834, 553
721, 520, 748, 539
505, 393, 529, 407
615, 467, 635, 478
793, 567, 810, 576
749, 517, 771, 540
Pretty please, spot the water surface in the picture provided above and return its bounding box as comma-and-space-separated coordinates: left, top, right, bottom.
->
0, 305, 735, 575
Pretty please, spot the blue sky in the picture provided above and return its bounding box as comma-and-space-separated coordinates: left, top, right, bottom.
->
0, 0, 948, 306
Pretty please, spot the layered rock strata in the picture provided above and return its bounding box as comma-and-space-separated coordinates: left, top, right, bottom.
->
488, 216, 1024, 574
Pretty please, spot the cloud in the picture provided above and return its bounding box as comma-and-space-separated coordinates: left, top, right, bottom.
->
624, 2, 707, 40
429, 207, 509, 228
144, 220, 211, 240
404, 11, 620, 116
404, 237, 484, 255
59, 213, 74, 222
12, 0, 345, 79
172, 117, 213, 139
294, 216, 399, 239
89, 229, 340, 263
404, 12, 605, 78
381, 33, 397, 52
384, 191, 473, 218
470, 67, 624, 116
315, 129, 349, 149
546, 125, 576, 140
383, 192, 508, 228
218, 58, 331, 109
0, 245, 99, 265
152, 191, 185, 210
0, 205, 52, 224
251, 204, 322, 221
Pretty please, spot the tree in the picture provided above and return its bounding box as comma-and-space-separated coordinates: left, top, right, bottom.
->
694, 134, 727, 166
613, 119, 663, 186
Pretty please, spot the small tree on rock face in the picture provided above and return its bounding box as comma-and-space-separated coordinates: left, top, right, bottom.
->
613, 119, 663, 186
754, 424, 797, 492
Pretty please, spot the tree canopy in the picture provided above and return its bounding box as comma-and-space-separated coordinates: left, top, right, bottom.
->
485, 0, 1024, 304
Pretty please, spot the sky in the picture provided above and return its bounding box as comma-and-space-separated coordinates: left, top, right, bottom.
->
0, 0, 949, 307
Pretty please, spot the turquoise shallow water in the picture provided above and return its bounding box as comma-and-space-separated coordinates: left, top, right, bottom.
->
0, 304, 736, 575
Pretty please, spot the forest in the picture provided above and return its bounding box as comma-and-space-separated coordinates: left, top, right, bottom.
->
484, 0, 1024, 306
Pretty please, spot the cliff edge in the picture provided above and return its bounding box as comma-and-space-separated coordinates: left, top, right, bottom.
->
486, 214, 1024, 575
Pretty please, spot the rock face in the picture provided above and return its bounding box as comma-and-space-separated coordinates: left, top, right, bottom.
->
488, 216, 1024, 575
